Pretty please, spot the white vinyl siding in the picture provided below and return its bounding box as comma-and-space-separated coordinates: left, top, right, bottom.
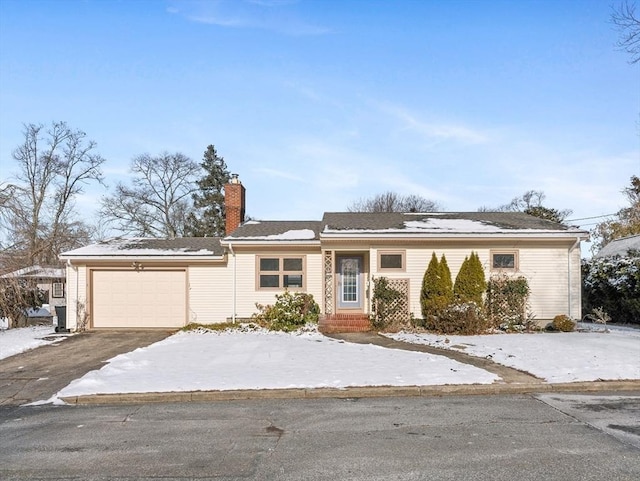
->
230, 250, 323, 320
372, 242, 579, 323
518, 245, 572, 321
65, 264, 87, 331
188, 265, 233, 324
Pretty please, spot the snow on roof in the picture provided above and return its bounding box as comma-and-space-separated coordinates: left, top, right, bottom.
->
404, 218, 504, 232
61, 237, 224, 257
225, 220, 321, 242
323, 218, 582, 235
231, 229, 317, 241
319, 212, 588, 237
1, 265, 65, 279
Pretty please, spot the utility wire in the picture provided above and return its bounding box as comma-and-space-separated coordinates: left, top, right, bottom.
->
566, 213, 616, 222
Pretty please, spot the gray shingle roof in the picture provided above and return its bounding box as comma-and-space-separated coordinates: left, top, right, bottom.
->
225, 220, 322, 241
321, 212, 584, 234
61, 212, 588, 258
594, 234, 640, 258
61, 237, 224, 257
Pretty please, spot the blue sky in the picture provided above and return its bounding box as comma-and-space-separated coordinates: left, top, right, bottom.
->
0, 0, 638, 237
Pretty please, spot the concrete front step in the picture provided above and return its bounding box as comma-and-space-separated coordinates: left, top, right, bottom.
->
319, 314, 371, 333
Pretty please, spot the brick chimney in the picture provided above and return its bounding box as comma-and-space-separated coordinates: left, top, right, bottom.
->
225, 174, 245, 235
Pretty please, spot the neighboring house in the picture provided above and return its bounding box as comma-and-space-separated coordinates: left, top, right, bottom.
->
60, 178, 589, 331
0, 265, 67, 314
593, 234, 640, 258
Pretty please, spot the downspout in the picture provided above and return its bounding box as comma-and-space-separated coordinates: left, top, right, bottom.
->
568, 236, 581, 319
67, 259, 76, 331
228, 243, 236, 324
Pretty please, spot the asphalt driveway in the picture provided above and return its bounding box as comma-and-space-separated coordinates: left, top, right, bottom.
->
0, 330, 174, 406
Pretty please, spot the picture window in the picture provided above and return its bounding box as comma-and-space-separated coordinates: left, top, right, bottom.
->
378, 251, 405, 271
491, 251, 518, 270
258, 256, 305, 289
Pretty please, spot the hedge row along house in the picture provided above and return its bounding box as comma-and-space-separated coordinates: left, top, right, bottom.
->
60, 177, 589, 331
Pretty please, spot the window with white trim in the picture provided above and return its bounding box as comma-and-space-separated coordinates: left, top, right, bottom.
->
378, 251, 405, 271
52, 282, 64, 298
257, 256, 305, 289
491, 251, 518, 271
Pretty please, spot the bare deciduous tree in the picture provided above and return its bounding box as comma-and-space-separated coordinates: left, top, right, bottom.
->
100, 152, 201, 238
0, 276, 46, 328
348, 191, 442, 213
612, 1, 640, 63
479, 190, 572, 223
0, 122, 105, 267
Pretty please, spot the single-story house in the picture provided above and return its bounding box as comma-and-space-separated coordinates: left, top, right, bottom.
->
0, 265, 66, 310
60, 178, 589, 331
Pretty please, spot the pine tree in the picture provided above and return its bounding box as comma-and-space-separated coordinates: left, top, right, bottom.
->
439, 254, 453, 306
454, 251, 487, 306
184, 145, 231, 237
421, 253, 440, 318
421, 252, 453, 318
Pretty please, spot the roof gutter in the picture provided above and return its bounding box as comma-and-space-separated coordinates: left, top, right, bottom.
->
320, 232, 590, 241
57, 255, 225, 262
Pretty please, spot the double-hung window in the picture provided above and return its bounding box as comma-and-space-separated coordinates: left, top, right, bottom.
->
52, 282, 64, 298
258, 256, 305, 289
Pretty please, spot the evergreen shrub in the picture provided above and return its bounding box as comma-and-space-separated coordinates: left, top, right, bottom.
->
582, 254, 640, 325
454, 251, 487, 306
551, 314, 576, 332
420, 252, 453, 318
253, 291, 320, 332
423, 302, 489, 335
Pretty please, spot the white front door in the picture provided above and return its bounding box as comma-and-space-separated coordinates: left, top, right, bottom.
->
336, 256, 364, 311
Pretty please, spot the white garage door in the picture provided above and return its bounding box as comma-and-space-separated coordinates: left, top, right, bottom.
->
92, 270, 187, 328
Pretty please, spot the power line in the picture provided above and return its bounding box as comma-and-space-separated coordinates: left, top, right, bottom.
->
566, 213, 616, 222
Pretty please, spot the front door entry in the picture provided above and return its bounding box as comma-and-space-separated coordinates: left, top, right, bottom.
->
336, 255, 364, 311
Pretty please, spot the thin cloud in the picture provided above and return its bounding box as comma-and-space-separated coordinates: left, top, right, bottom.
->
168, 0, 330, 36
253, 167, 305, 182
374, 101, 490, 145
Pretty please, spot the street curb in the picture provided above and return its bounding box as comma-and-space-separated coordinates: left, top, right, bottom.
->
60, 380, 640, 405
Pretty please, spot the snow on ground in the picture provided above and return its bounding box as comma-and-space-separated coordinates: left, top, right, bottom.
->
7, 321, 639, 405
52, 329, 499, 401
0, 325, 66, 360
388, 323, 640, 383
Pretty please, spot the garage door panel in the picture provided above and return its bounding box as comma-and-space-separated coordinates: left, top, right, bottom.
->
92, 270, 186, 328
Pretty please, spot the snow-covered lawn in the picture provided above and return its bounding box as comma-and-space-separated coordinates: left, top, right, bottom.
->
388, 324, 640, 383
51, 329, 498, 402
0, 325, 66, 360
5, 322, 639, 405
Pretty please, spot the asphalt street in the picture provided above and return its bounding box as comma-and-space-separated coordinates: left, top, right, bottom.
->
1, 394, 638, 481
